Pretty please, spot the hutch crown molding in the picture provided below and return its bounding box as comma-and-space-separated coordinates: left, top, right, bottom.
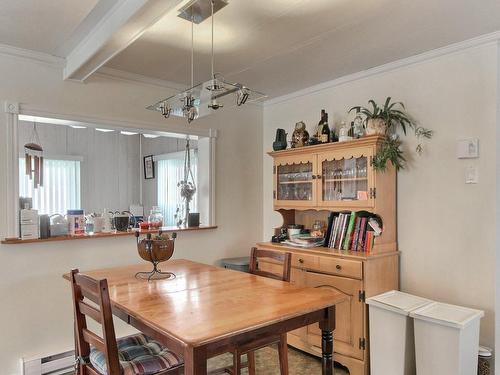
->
257, 135, 399, 375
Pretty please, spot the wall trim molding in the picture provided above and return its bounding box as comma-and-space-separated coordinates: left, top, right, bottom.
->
265, 30, 500, 106
0, 43, 64, 68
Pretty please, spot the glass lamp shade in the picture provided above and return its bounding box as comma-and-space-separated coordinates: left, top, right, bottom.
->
147, 77, 267, 121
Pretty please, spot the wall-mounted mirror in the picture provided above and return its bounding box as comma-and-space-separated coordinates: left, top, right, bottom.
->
15, 116, 213, 237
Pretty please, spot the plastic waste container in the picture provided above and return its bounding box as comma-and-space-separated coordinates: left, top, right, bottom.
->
366, 290, 432, 375
410, 302, 484, 375
220, 257, 250, 272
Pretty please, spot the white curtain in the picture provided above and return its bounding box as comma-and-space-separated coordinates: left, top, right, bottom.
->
19, 158, 81, 215
157, 150, 197, 226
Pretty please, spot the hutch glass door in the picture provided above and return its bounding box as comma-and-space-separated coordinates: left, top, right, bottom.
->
317, 148, 374, 208
274, 156, 316, 207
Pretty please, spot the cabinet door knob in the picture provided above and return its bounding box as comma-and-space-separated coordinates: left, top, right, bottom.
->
299, 258, 304, 264
311, 175, 316, 179
317, 174, 322, 179
336, 264, 342, 270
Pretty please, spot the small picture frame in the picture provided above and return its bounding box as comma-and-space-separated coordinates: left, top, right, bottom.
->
143, 155, 155, 179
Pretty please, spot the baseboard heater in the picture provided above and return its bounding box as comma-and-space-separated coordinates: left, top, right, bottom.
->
23, 350, 74, 375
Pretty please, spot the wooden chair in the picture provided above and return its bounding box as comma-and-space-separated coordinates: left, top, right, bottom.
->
233, 248, 292, 375
70, 269, 184, 375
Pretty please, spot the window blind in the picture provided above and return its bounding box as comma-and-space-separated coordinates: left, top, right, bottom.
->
157, 151, 197, 226
19, 158, 81, 215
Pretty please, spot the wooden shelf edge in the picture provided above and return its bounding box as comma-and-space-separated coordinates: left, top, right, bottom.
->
1, 225, 218, 245
257, 241, 398, 260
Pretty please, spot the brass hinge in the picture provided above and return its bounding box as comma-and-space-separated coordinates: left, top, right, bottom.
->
273, 166, 276, 174
359, 338, 366, 350
273, 191, 276, 199
369, 188, 376, 199
358, 290, 365, 302
369, 155, 374, 166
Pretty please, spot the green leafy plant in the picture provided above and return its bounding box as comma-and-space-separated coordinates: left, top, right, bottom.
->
349, 97, 433, 170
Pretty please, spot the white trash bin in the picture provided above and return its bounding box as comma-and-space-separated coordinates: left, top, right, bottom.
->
410, 302, 484, 375
366, 290, 432, 375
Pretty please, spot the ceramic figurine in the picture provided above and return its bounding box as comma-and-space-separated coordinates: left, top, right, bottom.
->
291, 121, 309, 148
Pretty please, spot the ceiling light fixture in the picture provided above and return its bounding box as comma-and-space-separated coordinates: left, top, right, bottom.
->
143, 134, 161, 139
95, 128, 114, 133
70, 125, 87, 129
120, 131, 139, 135
147, 0, 266, 123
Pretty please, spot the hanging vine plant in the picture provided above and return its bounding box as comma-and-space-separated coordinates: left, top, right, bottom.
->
174, 138, 197, 227
349, 97, 433, 171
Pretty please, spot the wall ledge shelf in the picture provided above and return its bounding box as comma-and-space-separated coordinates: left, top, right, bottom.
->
1, 225, 218, 245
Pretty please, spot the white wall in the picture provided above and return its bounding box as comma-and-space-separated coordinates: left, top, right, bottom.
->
263, 43, 497, 348
0, 54, 263, 374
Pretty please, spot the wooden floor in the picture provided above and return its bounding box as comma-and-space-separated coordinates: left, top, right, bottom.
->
208, 345, 349, 374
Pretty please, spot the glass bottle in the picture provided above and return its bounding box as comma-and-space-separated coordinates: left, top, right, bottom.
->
148, 206, 164, 229
320, 113, 330, 143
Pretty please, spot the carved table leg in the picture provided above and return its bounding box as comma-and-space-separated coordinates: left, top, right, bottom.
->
319, 306, 336, 375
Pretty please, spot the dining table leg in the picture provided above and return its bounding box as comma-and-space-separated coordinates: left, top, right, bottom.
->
319, 306, 336, 375
184, 346, 208, 375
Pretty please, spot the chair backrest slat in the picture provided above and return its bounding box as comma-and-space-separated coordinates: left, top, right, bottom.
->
82, 328, 106, 352
78, 301, 102, 324
249, 247, 292, 282
70, 269, 120, 375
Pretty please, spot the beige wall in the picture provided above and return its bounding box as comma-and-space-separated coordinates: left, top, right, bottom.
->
263, 43, 497, 348
0, 55, 263, 374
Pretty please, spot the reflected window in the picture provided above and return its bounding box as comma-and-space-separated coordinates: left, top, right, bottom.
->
19, 157, 81, 215
156, 150, 198, 226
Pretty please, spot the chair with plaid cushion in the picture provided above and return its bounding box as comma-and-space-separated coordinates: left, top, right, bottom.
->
70, 269, 183, 375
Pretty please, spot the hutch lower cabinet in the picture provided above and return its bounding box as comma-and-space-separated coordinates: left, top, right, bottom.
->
256, 243, 399, 375
260, 135, 400, 375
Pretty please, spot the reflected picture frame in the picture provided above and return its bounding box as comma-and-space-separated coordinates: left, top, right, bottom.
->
143, 155, 155, 179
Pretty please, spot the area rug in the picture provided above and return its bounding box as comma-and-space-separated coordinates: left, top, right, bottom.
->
208, 344, 349, 374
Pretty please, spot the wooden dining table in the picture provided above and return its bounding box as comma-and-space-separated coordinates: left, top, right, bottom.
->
64, 259, 345, 374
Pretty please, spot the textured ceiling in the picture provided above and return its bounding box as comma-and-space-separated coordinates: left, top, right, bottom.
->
0, 0, 99, 54
2, 0, 500, 98
106, 0, 500, 97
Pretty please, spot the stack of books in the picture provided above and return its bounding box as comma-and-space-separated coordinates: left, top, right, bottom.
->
283, 235, 324, 248
324, 211, 382, 253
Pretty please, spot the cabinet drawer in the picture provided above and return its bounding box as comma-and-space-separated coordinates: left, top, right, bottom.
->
293, 254, 362, 279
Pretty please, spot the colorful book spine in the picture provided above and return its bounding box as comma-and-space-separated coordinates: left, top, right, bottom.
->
351, 217, 362, 251
337, 214, 349, 249
323, 212, 335, 247
342, 212, 357, 250
365, 230, 375, 253
332, 213, 342, 248
357, 217, 368, 251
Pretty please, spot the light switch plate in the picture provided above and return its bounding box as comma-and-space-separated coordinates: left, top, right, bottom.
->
457, 138, 479, 159
465, 165, 478, 184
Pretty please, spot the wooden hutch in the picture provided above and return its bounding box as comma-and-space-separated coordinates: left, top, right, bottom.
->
256, 135, 399, 375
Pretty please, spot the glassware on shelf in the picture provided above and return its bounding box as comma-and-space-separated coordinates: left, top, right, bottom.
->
148, 206, 164, 229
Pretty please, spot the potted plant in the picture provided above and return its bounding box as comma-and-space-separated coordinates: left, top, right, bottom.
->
349, 97, 432, 170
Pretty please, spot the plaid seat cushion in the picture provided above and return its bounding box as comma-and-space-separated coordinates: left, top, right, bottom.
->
90, 333, 183, 375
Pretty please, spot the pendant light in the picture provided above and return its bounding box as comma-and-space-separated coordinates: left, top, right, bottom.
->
147, 0, 267, 123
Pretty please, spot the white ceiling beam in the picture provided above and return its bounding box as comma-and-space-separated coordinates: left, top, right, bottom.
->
64, 0, 185, 82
